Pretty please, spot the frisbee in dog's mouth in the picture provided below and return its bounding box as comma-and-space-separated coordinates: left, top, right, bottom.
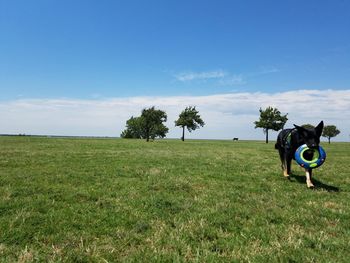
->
295, 144, 326, 169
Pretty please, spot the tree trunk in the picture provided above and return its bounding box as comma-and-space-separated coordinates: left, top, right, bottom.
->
146, 128, 149, 142
328, 137, 331, 144
182, 126, 185, 141
265, 129, 269, 144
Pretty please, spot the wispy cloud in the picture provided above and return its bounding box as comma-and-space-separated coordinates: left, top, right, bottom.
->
174, 66, 279, 86
175, 70, 227, 81
245, 66, 280, 78
259, 66, 280, 74
174, 69, 246, 86
218, 75, 246, 86
1, 89, 350, 141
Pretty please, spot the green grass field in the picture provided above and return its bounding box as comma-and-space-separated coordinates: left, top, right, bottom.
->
0, 136, 349, 262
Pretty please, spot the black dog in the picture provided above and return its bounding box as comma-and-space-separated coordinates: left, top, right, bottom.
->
275, 121, 324, 188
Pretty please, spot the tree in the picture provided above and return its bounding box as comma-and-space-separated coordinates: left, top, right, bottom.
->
254, 106, 288, 143
302, 124, 315, 129
120, 116, 144, 138
175, 106, 205, 141
322, 125, 340, 144
141, 107, 169, 142
121, 107, 169, 141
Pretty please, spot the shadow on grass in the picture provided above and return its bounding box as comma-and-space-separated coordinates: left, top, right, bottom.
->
290, 174, 340, 192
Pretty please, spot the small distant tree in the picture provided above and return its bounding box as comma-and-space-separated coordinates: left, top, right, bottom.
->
322, 125, 340, 144
121, 107, 169, 141
254, 106, 288, 143
175, 106, 205, 141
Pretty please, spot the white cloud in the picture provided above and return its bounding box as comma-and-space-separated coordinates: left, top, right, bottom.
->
175, 70, 227, 81
243, 66, 280, 78
218, 75, 246, 86
174, 70, 246, 86
258, 66, 280, 75
1, 89, 350, 141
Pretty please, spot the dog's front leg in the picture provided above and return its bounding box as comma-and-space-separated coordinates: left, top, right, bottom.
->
305, 169, 314, 188
283, 157, 292, 179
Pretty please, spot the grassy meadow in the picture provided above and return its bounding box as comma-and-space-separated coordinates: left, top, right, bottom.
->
0, 136, 349, 262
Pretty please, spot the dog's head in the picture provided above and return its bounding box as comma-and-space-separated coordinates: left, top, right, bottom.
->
294, 121, 324, 148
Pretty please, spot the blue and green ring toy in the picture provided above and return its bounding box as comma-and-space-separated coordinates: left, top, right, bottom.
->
295, 144, 326, 169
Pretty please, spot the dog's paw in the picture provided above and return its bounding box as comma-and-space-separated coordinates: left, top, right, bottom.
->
283, 171, 290, 178
282, 174, 291, 181
307, 182, 315, 189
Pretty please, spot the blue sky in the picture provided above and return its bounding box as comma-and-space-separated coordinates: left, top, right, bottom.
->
1, 0, 350, 140
1, 0, 350, 99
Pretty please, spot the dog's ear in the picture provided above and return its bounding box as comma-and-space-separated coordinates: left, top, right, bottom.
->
293, 124, 307, 135
294, 124, 304, 131
315, 121, 324, 137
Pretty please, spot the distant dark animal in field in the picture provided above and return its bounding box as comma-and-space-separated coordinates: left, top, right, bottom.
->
275, 121, 324, 188
233, 138, 239, 141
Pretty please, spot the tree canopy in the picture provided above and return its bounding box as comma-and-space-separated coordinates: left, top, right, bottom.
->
175, 106, 205, 141
322, 125, 340, 144
254, 106, 288, 143
302, 124, 315, 129
120, 116, 144, 139
121, 107, 169, 141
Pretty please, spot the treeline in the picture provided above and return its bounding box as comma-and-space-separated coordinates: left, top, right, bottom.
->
121, 106, 204, 141
121, 105, 341, 143
254, 106, 341, 143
